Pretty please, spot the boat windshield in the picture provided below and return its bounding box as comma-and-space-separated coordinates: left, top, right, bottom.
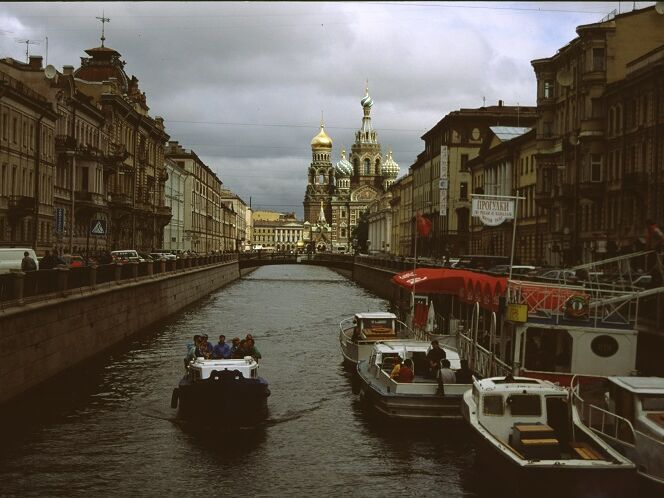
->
507, 394, 542, 416
642, 396, 664, 411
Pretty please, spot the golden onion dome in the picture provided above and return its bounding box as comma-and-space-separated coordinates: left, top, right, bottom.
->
311, 124, 332, 150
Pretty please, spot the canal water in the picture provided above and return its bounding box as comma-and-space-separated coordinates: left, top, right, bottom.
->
0, 265, 488, 497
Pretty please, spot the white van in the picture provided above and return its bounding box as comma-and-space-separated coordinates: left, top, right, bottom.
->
110, 249, 141, 263
0, 248, 40, 273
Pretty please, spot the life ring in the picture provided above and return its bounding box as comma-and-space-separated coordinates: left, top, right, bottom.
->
564, 295, 589, 318
171, 388, 179, 408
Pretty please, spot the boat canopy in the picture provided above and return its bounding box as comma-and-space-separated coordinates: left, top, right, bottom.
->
391, 268, 507, 311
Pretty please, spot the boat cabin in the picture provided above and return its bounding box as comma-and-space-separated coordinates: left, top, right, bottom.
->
187, 356, 259, 381
606, 376, 664, 439
352, 312, 399, 341
368, 341, 461, 379
472, 377, 578, 459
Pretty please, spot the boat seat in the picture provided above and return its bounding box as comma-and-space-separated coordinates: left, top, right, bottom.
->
520, 438, 559, 446
570, 442, 603, 460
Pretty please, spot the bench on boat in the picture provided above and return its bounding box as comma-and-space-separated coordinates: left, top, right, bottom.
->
362, 327, 395, 339
571, 442, 604, 460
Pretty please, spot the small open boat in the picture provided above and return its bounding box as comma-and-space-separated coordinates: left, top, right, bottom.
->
339, 312, 412, 366
462, 375, 636, 498
355, 340, 470, 420
172, 356, 270, 425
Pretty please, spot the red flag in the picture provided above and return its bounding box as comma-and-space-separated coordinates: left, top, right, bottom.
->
416, 210, 432, 237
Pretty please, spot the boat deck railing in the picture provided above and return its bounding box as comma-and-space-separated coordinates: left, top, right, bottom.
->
458, 332, 511, 378
570, 376, 637, 448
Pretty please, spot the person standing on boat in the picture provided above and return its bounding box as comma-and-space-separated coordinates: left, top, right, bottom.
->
184, 334, 201, 368
212, 335, 231, 359
196, 334, 213, 359
426, 340, 446, 378
229, 337, 241, 357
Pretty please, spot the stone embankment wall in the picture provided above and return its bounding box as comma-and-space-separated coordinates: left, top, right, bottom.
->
353, 261, 401, 303
0, 261, 239, 404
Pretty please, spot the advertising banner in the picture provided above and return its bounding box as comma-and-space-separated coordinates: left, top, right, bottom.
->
471, 197, 515, 226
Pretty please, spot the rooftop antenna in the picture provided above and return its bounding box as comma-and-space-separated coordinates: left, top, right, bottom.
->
482, 96, 486, 107
15, 39, 40, 63
517, 102, 520, 127
96, 11, 110, 47
45, 35, 48, 65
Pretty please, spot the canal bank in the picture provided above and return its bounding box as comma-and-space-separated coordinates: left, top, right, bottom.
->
0, 259, 240, 404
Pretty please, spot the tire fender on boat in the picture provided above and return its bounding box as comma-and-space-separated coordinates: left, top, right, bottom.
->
171, 388, 179, 409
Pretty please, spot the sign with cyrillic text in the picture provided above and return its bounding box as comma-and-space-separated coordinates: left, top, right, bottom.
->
471, 198, 514, 226
440, 145, 448, 216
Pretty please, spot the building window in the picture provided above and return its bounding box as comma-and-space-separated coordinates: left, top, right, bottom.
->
460, 182, 468, 200
590, 154, 602, 182
543, 80, 554, 99
460, 154, 469, 171
592, 47, 605, 71
364, 159, 370, 175
543, 121, 553, 137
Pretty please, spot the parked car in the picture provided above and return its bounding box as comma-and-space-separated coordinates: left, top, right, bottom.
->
487, 264, 537, 276
61, 254, 85, 268
539, 269, 577, 281
0, 248, 40, 273
110, 250, 141, 263
151, 251, 177, 261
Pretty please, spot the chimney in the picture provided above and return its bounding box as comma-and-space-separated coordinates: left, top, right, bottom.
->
63, 65, 74, 75
498, 100, 504, 107
29, 56, 43, 69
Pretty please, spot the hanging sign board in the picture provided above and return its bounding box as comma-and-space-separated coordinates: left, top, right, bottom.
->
471, 198, 515, 226
506, 303, 528, 323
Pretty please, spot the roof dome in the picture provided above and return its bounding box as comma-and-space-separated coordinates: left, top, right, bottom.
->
361, 90, 373, 109
311, 124, 332, 150
74, 45, 129, 93
335, 149, 353, 177
382, 150, 399, 178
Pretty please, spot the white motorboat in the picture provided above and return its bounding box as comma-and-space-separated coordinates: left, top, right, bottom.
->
339, 312, 412, 366
571, 375, 664, 490
172, 356, 270, 424
355, 340, 471, 420
462, 376, 636, 498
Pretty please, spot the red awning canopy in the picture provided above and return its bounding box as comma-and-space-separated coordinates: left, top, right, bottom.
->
391, 268, 507, 311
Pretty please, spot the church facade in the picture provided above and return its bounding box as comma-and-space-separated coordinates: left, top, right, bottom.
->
302, 87, 399, 252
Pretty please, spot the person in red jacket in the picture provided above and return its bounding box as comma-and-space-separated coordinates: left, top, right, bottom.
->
397, 359, 414, 383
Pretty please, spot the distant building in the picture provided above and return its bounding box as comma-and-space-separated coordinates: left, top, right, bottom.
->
163, 157, 188, 252
303, 86, 399, 252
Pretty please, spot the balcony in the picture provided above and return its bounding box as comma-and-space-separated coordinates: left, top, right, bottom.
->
581, 69, 606, 84
55, 135, 77, 152
110, 193, 133, 207
578, 180, 604, 199
8, 195, 34, 219
579, 117, 604, 140
75, 191, 107, 208
622, 171, 648, 192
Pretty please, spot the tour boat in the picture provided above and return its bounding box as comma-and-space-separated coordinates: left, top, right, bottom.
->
462, 376, 636, 498
390, 251, 664, 386
171, 356, 270, 424
571, 375, 664, 490
355, 340, 471, 420
339, 312, 412, 366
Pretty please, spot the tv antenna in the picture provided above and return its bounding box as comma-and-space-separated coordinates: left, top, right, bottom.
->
15, 38, 40, 63
96, 11, 110, 46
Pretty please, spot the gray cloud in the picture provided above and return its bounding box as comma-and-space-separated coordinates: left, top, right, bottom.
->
0, 1, 635, 214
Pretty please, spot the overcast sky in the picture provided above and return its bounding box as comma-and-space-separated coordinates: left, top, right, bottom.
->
0, 2, 651, 217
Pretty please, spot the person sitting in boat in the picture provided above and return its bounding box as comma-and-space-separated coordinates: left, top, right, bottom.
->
438, 359, 456, 384
397, 359, 414, 383
184, 334, 201, 368
232, 339, 247, 358
212, 334, 231, 359
454, 359, 473, 384
351, 322, 362, 343
390, 356, 403, 380
229, 337, 241, 357
245, 338, 262, 361
426, 340, 446, 378
196, 334, 214, 359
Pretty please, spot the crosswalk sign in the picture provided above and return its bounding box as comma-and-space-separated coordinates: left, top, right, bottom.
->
90, 219, 106, 235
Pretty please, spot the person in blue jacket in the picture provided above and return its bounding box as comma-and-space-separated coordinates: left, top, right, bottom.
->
212, 334, 231, 359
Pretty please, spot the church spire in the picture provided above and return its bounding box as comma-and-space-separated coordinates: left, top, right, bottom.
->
318, 200, 327, 224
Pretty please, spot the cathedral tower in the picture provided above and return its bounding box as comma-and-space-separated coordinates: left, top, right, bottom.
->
303, 121, 333, 223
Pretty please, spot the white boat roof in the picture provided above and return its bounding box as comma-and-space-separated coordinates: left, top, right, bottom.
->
355, 312, 397, 320
192, 357, 257, 368
371, 340, 460, 360
609, 376, 664, 394
474, 376, 566, 396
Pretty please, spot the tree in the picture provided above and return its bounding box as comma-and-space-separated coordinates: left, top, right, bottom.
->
352, 210, 369, 253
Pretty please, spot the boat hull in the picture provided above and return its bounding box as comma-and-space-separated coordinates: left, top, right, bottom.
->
469, 428, 636, 498
174, 376, 270, 425
356, 362, 464, 420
